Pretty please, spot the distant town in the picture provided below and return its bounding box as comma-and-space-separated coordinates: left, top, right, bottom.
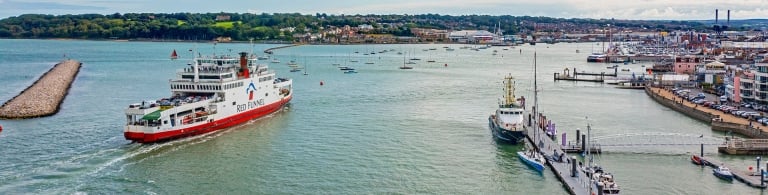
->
1, 12, 767, 44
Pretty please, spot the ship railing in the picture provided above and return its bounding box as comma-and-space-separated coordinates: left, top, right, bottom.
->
181, 67, 237, 74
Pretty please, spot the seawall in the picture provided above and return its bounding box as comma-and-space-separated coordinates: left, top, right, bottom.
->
0, 60, 82, 119
645, 87, 713, 122
645, 86, 768, 138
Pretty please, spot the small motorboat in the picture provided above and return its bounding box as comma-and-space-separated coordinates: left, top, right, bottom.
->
713, 166, 734, 181
343, 70, 358, 74
691, 155, 703, 165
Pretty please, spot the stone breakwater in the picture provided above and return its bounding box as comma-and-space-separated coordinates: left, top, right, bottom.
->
0, 60, 82, 119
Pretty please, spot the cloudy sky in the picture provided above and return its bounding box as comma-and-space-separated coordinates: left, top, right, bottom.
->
1, 0, 767, 20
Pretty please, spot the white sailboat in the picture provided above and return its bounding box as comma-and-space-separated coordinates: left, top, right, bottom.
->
399, 51, 413, 69
517, 52, 546, 172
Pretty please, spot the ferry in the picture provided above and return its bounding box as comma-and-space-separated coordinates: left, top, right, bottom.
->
488, 74, 526, 144
124, 52, 293, 143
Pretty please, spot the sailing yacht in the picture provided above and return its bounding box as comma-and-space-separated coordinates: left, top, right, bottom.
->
517, 52, 546, 172
400, 51, 413, 69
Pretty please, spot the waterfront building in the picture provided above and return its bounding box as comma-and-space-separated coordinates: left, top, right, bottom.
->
754, 62, 768, 105
736, 70, 754, 104
448, 30, 495, 43
673, 55, 702, 74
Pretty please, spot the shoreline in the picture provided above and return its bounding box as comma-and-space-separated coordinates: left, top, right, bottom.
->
645, 86, 768, 138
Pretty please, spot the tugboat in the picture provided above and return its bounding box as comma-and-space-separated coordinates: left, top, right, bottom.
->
488, 74, 526, 144
123, 51, 293, 143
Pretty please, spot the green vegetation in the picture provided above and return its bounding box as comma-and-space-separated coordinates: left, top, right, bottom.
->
212, 21, 241, 29
0, 12, 717, 41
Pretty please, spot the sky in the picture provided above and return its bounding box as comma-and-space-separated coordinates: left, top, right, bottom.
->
1, 0, 768, 20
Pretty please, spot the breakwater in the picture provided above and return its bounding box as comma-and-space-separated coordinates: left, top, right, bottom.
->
263, 44, 300, 54
0, 60, 82, 119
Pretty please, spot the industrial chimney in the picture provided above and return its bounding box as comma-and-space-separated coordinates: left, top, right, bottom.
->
715, 9, 719, 24
727, 10, 731, 26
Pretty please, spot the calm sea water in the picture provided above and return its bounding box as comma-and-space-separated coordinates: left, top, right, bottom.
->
0, 39, 761, 194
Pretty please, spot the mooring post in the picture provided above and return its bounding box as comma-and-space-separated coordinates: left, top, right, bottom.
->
700, 143, 704, 157
571, 156, 578, 177
576, 129, 581, 146
757, 156, 762, 187
581, 134, 586, 152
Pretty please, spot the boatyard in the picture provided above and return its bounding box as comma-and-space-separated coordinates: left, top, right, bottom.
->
0, 60, 81, 119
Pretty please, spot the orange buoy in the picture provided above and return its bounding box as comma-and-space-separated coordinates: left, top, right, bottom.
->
320, 81, 324, 86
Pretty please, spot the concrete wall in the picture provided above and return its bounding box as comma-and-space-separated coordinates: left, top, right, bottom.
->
646, 86, 768, 138
645, 87, 713, 122
712, 121, 768, 139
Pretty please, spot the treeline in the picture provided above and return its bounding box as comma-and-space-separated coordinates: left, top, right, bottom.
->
0, 12, 712, 41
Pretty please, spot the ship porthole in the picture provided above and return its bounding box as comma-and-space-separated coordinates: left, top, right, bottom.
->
265, 93, 268, 96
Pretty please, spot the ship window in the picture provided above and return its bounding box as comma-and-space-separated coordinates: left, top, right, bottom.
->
164, 120, 168, 124
232, 101, 236, 105
265, 93, 268, 97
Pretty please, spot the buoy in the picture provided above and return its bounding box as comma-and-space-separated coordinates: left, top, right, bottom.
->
320, 81, 324, 86
0, 124, 3, 133
444, 63, 448, 67
750, 166, 754, 171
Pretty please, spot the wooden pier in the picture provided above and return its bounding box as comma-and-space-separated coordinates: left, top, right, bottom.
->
696, 155, 767, 189
553, 67, 617, 83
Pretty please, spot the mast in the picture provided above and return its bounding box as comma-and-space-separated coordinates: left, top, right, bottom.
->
533, 51, 539, 151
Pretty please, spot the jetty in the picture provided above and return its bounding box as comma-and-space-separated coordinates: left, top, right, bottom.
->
525, 125, 613, 195
554, 67, 617, 83
263, 44, 300, 54
719, 138, 768, 155
0, 60, 82, 119
695, 155, 767, 188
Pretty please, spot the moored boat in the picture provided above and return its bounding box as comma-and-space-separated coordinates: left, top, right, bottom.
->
713, 166, 734, 181
517, 149, 546, 172
691, 155, 703, 165
587, 53, 607, 62
488, 74, 525, 144
590, 166, 621, 194
123, 51, 293, 143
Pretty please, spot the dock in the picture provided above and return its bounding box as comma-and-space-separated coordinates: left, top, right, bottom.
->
0, 60, 81, 119
524, 126, 610, 195
554, 67, 617, 83
718, 138, 768, 155
697, 155, 767, 188
263, 44, 300, 54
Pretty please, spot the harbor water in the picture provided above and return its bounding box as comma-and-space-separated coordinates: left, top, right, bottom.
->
0, 39, 762, 194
